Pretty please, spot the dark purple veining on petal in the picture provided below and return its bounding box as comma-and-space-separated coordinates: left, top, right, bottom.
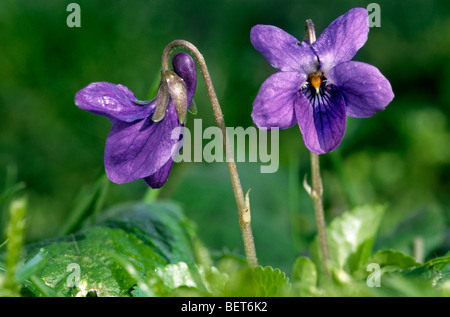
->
301, 82, 347, 153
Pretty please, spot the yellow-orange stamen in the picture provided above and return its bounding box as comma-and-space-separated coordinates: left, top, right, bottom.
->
309, 72, 323, 95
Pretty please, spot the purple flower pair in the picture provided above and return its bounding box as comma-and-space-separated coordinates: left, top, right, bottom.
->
251, 8, 394, 154
75, 52, 196, 188
75, 8, 394, 189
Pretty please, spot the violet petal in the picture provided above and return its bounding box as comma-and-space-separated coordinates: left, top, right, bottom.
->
251, 25, 318, 73
328, 61, 394, 118
144, 126, 184, 188
75, 82, 155, 122
144, 158, 174, 189
295, 86, 347, 154
104, 104, 180, 184
312, 8, 369, 72
252, 71, 306, 129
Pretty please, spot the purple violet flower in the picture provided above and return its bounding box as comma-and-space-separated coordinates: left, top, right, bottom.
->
250, 8, 394, 154
75, 52, 197, 188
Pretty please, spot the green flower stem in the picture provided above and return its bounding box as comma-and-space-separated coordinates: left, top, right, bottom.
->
309, 153, 330, 275
161, 40, 258, 268
304, 20, 331, 276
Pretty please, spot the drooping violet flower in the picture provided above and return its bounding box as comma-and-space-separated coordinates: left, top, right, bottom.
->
75, 52, 197, 188
251, 8, 394, 154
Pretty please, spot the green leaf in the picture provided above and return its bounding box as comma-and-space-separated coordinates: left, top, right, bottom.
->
405, 256, 450, 288
253, 266, 290, 296
197, 265, 228, 296
142, 262, 224, 297
311, 205, 385, 274
376, 261, 449, 297
291, 256, 317, 286
353, 249, 420, 282
222, 265, 290, 297
368, 250, 419, 273
291, 257, 318, 296
18, 201, 199, 297
354, 253, 449, 296
155, 262, 198, 289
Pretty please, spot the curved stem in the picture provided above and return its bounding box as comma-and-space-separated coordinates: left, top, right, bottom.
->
162, 40, 258, 267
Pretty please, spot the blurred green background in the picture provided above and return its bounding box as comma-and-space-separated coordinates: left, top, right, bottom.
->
0, 0, 449, 272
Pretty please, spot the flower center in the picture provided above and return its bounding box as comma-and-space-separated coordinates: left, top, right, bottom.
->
301, 72, 334, 113
309, 72, 323, 95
